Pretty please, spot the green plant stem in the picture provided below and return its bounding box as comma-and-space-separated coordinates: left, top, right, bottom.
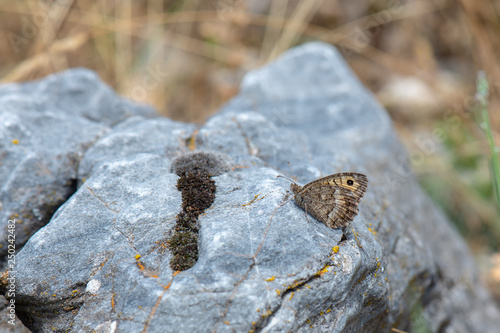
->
476, 71, 500, 213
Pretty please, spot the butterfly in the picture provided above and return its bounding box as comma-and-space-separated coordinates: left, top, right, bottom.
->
277, 172, 368, 229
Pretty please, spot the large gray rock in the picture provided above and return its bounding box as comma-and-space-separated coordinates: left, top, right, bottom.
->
8, 43, 500, 332
0, 69, 155, 332
0, 68, 156, 267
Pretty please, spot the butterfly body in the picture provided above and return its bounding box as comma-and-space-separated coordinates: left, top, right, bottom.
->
290, 172, 368, 229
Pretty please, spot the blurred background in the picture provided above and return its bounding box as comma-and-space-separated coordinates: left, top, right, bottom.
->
1, 0, 499, 306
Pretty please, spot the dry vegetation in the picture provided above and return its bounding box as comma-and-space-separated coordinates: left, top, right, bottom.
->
1, 0, 499, 301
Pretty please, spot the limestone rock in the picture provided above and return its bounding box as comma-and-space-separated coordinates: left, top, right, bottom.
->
0, 68, 155, 332
0, 69, 156, 268
7, 43, 500, 332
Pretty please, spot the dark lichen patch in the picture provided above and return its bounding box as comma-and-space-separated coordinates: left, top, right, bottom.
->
168, 230, 199, 271
168, 152, 226, 271
177, 172, 216, 214
171, 151, 230, 177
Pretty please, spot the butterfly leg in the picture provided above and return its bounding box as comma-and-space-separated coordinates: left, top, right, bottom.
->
269, 191, 294, 223
304, 203, 311, 224
338, 226, 363, 248
339, 227, 347, 244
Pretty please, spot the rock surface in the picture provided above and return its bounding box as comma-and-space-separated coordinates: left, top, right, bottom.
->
0, 68, 156, 267
7, 43, 500, 332
0, 68, 155, 331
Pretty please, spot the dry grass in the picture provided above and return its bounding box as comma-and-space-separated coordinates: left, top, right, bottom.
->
1, 0, 499, 299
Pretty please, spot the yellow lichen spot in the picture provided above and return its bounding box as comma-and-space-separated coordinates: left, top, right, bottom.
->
385, 277, 388, 281
317, 265, 329, 276
326, 309, 331, 313
306, 319, 311, 324
53, 294, 56, 297
224, 321, 230, 325
256, 309, 260, 312
276, 289, 281, 296
189, 129, 198, 151
332, 246, 339, 254
289, 292, 295, 300
232, 164, 250, 171
136, 260, 145, 271
334, 272, 337, 275
252, 322, 256, 325
173, 271, 181, 276
135, 254, 141, 260
265, 276, 275, 282
320, 311, 324, 315
377, 262, 381, 268
12, 139, 19, 145
139, 306, 142, 309
364, 293, 367, 296
72, 290, 78, 294
243, 194, 260, 207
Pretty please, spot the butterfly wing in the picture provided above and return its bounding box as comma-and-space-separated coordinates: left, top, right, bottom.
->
297, 173, 368, 228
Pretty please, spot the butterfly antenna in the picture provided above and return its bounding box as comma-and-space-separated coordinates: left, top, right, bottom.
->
287, 161, 297, 179
276, 174, 296, 183
276, 162, 297, 183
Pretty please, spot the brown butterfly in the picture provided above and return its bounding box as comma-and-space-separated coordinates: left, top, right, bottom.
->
277, 172, 368, 229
